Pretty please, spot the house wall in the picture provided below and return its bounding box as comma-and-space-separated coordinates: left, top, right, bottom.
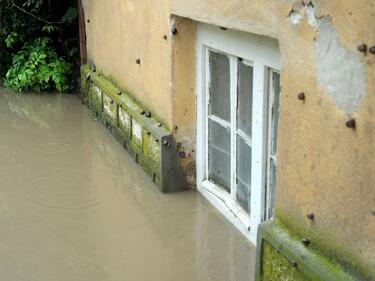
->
82, 0, 375, 280
83, 0, 172, 126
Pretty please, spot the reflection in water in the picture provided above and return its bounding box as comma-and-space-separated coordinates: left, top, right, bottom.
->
0, 88, 255, 281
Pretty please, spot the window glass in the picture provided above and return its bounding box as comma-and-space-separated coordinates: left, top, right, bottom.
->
208, 51, 230, 122
237, 60, 253, 138
268, 159, 277, 217
208, 120, 231, 192
236, 137, 251, 213
267, 71, 280, 219
271, 72, 280, 154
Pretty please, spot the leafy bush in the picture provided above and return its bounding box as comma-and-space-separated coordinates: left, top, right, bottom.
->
4, 37, 71, 92
0, 0, 79, 92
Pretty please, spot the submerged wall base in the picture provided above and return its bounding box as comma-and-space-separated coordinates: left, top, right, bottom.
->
256, 221, 362, 281
81, 65, 188, 193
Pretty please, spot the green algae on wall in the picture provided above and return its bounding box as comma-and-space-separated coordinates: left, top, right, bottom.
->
262, 242, 310, 281
274, 211, 375, 281
256, 221, 358, 281
80, 64, 188, 192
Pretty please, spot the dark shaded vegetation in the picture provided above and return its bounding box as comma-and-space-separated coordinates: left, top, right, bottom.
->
0, 0, 79, 92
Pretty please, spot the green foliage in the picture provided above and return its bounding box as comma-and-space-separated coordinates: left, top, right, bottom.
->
4, 37, 71, 92
0, 0, 79, 92
62, 7, 78, 23
5, 32, 18, 48
41, 25, 57, 34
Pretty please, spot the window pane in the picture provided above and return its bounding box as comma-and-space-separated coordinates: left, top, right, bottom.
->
271, 72, 280, 154
208, 120, 231, 192
237, 60, 253, 138
267, 158, 277, 218
208, 51, 230, 122
236, 136, 251, 213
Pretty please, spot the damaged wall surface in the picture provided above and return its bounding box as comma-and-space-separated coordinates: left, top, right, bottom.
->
82, 0, 375, 280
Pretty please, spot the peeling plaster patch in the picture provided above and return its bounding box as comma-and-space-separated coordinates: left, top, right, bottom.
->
315, 18, 366, 115
288, 10, 302, 25
305, 3, 317, 30
288, 2, 317, 30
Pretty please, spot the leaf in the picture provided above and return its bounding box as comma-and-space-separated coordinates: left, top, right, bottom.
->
3, 37, 71, 92
62, 7, 78, 23
69, 47, 79, 57
5, 32, 17, 48
42, 25, 57, 34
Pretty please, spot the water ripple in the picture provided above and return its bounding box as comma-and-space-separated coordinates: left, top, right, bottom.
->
37, 142, 73, 154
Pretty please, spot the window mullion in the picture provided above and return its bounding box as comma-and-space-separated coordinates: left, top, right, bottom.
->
266, 70, 273, 219
204, 47, 210, 179
249, 62, 267, 232
230, 56, 238, 200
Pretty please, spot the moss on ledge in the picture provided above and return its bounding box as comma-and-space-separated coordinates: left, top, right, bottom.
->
262, 241, 310, 281
274, 210, 375, 281
256, 221, 361, 281
80, 64, 188, 193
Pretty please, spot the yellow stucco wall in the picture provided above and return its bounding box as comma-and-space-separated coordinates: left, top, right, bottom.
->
83, 0, 374, 278
83, 0, 172, 126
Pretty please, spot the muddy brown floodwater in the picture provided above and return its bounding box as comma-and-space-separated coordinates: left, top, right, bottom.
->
0, 87, 255, 281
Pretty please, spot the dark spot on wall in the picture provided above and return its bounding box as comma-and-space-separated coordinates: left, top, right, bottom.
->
371, 210, 375, 216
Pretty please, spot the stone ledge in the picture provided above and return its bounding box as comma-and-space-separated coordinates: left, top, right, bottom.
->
81, 65, 188, 193
256, 221, 358, 281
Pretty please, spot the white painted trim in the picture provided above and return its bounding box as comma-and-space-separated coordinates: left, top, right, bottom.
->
265, 69, 280, 220
230, 55, 238, 201
249, 62, 267, 234
208, 115, 231, 129
197, 23, 280, 70
204, 47, 210, 179
198, 180, 255, 241
196, 41, 206, 187
196, 23, 281, 246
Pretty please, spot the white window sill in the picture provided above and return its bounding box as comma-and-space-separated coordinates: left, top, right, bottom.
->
199, 180, 257, 245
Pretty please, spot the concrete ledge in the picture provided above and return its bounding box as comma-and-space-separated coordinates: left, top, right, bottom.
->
81, 65, 188, 192
255, 221, 357, 281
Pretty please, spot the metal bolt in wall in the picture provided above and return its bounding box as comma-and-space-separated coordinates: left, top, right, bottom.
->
298, 92, 306, 101
171, 27, 178, 35
306, 213, 315, 220
369, 46, 375, 54
346, 118, 356, 129
357, 44, 367, 53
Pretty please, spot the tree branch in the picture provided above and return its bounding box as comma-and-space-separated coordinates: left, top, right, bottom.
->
11, 0, 67, 25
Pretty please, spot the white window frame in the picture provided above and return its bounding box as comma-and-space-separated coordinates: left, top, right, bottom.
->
196, 23, 281, 245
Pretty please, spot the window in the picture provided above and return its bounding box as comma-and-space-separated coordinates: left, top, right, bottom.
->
196, 24, 281, 245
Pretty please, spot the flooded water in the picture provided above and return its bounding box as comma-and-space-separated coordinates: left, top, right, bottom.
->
0, 87, 255, 281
